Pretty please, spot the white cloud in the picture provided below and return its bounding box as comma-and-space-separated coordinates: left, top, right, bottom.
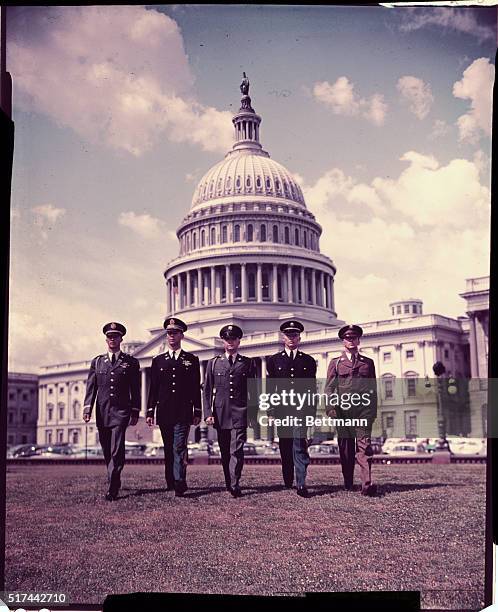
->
302, 151, 490, 321
397, 76, 433, 120
399, 8, 495, 43
313, 77, 387, 125
9, 6, 233, 156
32, 203, 66, 239
429, 119, 451, 140
118, 211, 164, 240
453, 58, 494, 144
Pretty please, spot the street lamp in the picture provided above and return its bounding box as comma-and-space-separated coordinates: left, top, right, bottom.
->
432, 361, 449, 451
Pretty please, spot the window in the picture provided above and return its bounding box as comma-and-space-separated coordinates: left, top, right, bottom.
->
275, 178, 280, 191
246, 176, 251, 188
407, 378, 417, 397
8, 391, 15, 401
412, 304, 418, 314
234, 268, 241, 300
47, 403, 54, 421
273, 225, 279, 243
58, 402, 65, 421
57, 430, 64, 443
383, 352, 392, 362
21, 435, 28, 444
391, 307, 395, 316
383, 377, 394, 399
247, 224, 253, 242
284, 227, 290, 244
408, 414, 417, 436
396, 305, 401, 314
303, 231, 307, 248
260, 224, 266, 242
7, 435, 14, 445
73, 400, 81, 420
59, 386, 64, 393
22, 392, 29, 401
444, 349, 449, 359
8, 412, 13, 424
186, 234, 190, 251
404, 304, 410, 313
72, 430, 80, 445
193, 233, 197, 249
74, 386, 79, 393
21, 412, 27, 424
262, 270, 270, 300
256, 176, 262, 189
210, 227, 216, 245
46, 430, 53, 445
248, 271, 256, 300
234, 225, 240, 242
48, 388, 53, 395
201, 230, 205, 247
221, 226, 228, 243
295, 228, 300, 246
406, 349, 414, 359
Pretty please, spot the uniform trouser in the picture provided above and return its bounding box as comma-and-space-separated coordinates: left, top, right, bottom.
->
337, 425, 373, 489
98, 424, 127, 497
159, 423, 190, 488
277, 426, 310, 487
216, 426, 247, 489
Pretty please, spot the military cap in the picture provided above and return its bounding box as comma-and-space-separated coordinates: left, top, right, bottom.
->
338, 324, 363, 339
220, 324, 243, 339
164, 317, 188, 332
280, 320, 304, 333
103, 321, 126, 336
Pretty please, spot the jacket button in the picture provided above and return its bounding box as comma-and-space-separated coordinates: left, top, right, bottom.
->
160, 368, 164, 371
172, 382, 176, 385
230, 395, 233, 399
172, 374, 176, 377
230, 374, 233, 378
110, 393, 114, 397
110, 386, 114, 389
290, 368, 294, 371
172, 368, 176, 371
290, 374, 294, 377
172, 390, 176, 393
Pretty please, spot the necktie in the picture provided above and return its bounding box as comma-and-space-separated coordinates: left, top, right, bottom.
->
229, 355, 234, 366
351, 353, 356, 367
290, 350, 294, 360
111, 353, 116, 365
172, 351, 176, 361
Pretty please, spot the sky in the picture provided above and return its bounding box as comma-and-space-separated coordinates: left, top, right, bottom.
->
6, 4, 496, 372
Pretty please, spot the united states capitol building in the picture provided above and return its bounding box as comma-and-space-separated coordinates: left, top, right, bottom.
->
33, 79, 489, 448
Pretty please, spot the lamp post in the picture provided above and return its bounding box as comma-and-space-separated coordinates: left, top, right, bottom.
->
432, 361, 449, 453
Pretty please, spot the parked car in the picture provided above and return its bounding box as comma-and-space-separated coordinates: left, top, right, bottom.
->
369, 437, 383, 454
447, 437, 486, 456
251, 440, 278, 455
124, 442, 148, 456
381, 438, 402, 454
318, 440, 340, 455
387, 442, 427, 456
10, 444, 47, 458
38, 444, 77, 457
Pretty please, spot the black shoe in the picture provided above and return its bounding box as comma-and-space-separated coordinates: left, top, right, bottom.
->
344, 483, 354, 491
361, 484, 377, 497
105, 492, 116, 501
296, 486, 309, 498
230, 486, 242, 498
166, 483, 175, 491
175, 489, 185, 497
175, 481, 188, 497
284, 483, 294, 489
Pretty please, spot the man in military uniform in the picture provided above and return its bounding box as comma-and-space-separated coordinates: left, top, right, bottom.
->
203, 325, 256, 497
324, 324, 378, 496
83, 322, 140, 501
146, 318, 201, 497
266, 320, 317, 498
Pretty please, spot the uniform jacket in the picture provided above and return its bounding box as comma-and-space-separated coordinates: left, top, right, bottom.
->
324, 351, 377, 420
146, 349, 201, 426
83, 352, 141, 428
203, 354, 256, 429
266, 349, 318, 419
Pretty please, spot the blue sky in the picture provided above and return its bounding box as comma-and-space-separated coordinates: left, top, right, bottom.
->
7, 5, 495, 371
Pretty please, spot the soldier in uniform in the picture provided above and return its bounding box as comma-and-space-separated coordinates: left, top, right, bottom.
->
146, 318, 201, 497
266, 320, 317, 497
83, 322, 140, 501
324, 324, 378, 496
203, 325, 256, 497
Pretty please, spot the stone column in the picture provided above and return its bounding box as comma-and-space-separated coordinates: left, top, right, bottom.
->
311, 269, 317, 306
141, 368, 147, 416
166, 279, 171, 315
197, 268, 202, 306
330, 275, 335, 311
225, 264, 231, 302
186, 271, 191, 307
300, 267, 305, 304
215, 267, 221, 303
204, 270, 209, 304
177, 273, 183, 310
468, 313, 479, 378
287, 266, 292, 302
210, 266, 216, 304
257, 263, 263, 302
241, 263, 247, 301
272, 264, 278, 303
325, 274, 330, 309
317, 271, 323, 306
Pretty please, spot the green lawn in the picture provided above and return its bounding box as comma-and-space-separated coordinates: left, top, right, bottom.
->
5, 463, 486, 609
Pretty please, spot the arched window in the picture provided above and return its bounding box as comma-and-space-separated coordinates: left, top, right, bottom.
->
222, 226, 228, 244
260, 224, 267, 242
234, 225, 240, 242
266, 177, 271, 189
303, 231, 308, 248
58, 402, 65, 421
186, 234, 190, 252
295, 228, 300, 246
210, 227, 216, 245
404, 372, 418, 398
236, 176, 241, 189
275, 178, 280, 191
247, 224, 254, 242
246, 176, 251, 188
256, 176, 262, 189
193, 233, 197, 249
382, 374, 395, 400
201, 229, 205, 247
284, 227, 290, 244
226, 176, 231, 190
273, 225, 279, 243
248, 270, 256, 299
72, 400, 80, 420
72, 430, 79, 444
47, 403, 54, 421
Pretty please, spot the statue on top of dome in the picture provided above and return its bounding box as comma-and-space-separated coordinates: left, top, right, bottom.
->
239, 72, 254, 112
240, 72, 250, 96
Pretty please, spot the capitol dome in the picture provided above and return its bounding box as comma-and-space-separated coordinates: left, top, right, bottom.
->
163, 75, 339, 336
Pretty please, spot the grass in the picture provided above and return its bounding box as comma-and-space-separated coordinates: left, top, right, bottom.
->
5, 463, 486, 609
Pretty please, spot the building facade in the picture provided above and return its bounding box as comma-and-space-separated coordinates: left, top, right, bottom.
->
33, 80, 488, 445
7, 373, 38, 446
